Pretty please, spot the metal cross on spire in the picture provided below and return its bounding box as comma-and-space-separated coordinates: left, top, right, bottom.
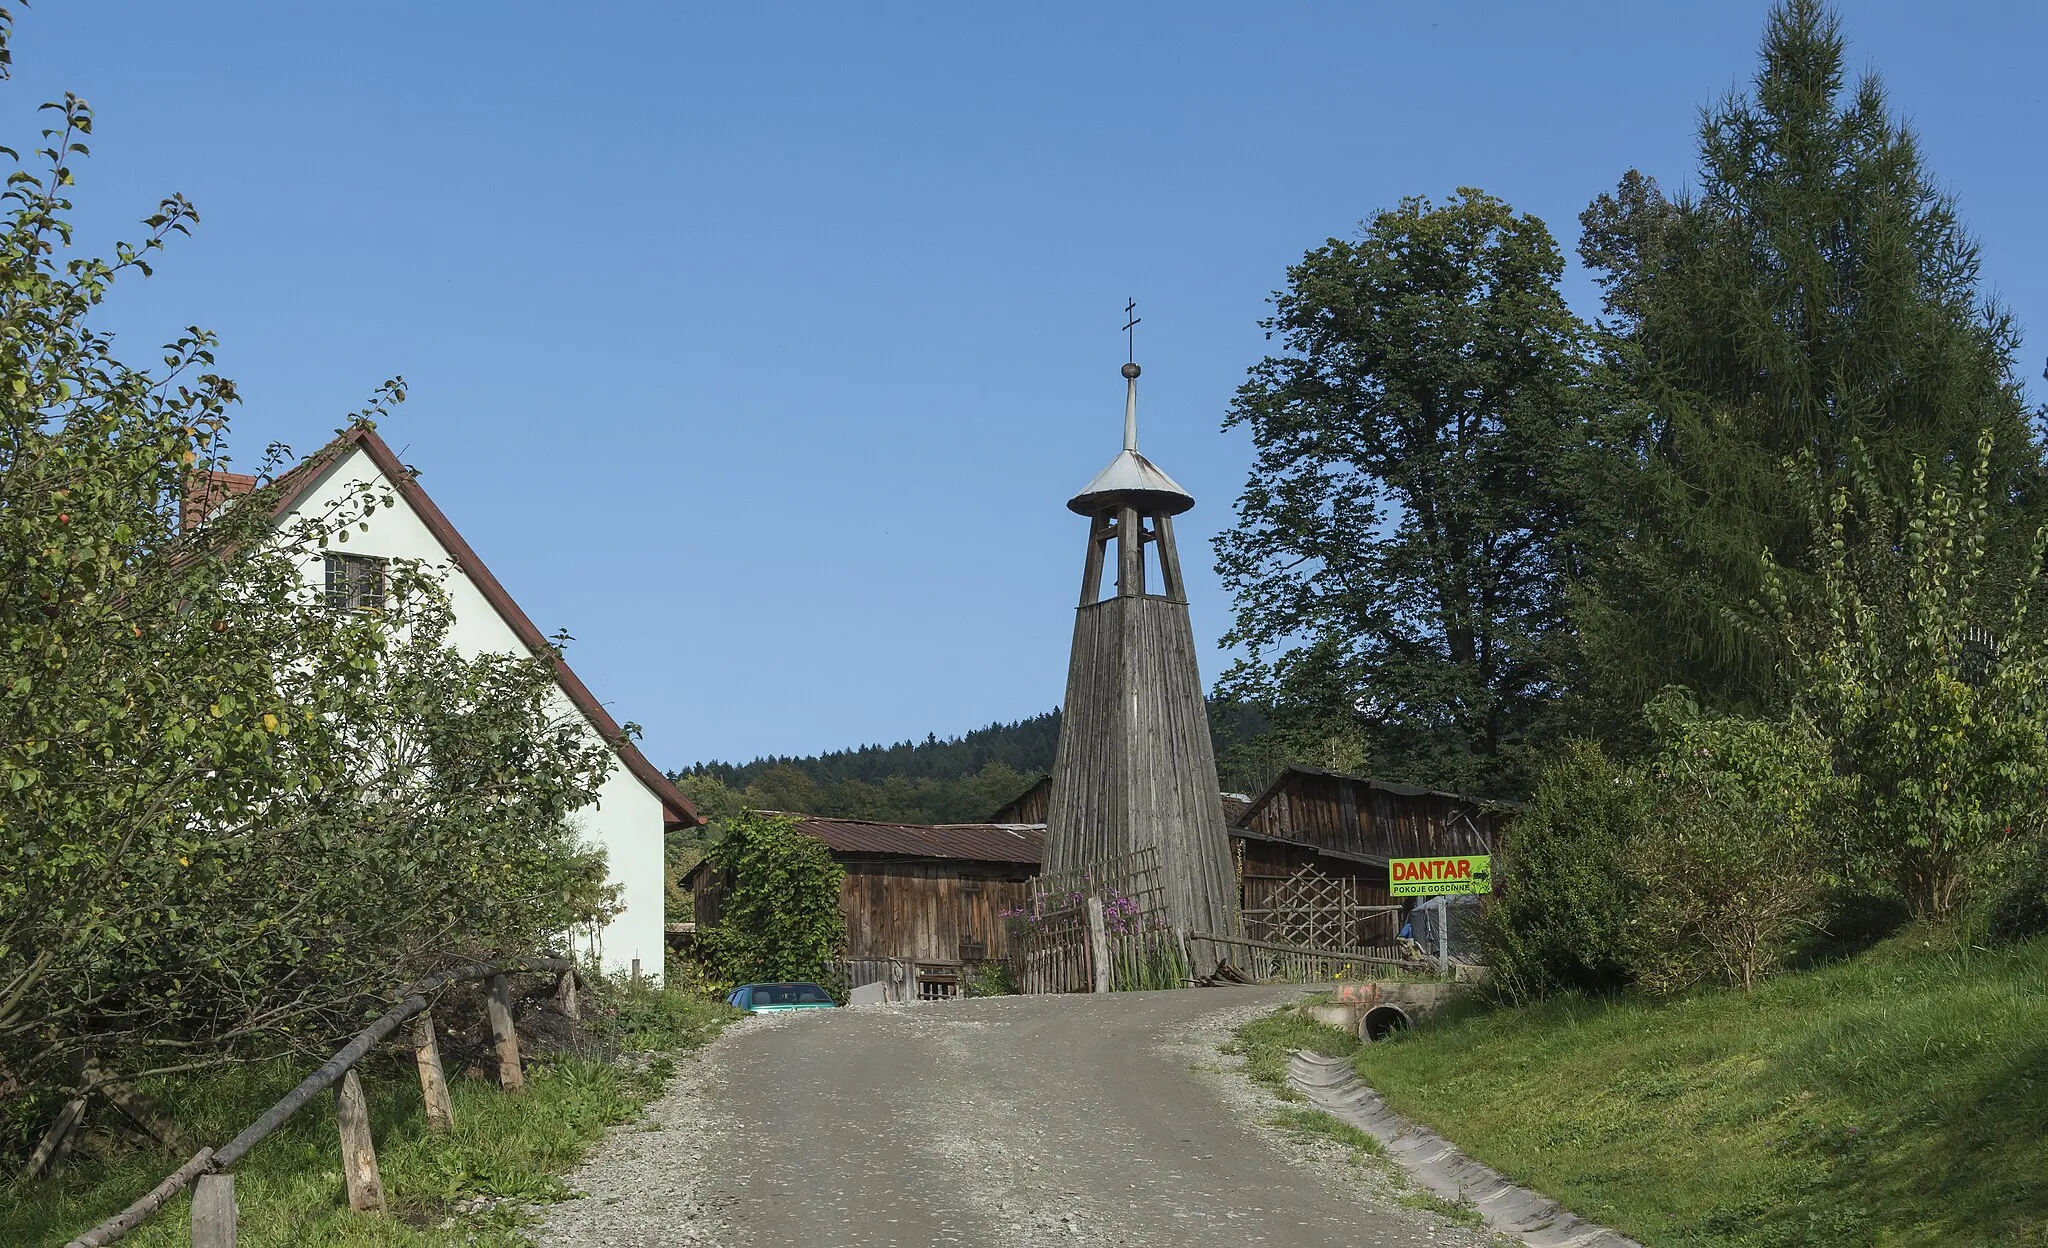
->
1122, 298, 1141, 363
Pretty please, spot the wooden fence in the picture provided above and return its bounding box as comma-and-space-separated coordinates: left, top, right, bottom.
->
62, 954, 585, 1248
1240, 864, 1403, 951
1008, 904, 1098, 994
1007, 849, 1191, 993
1185, 932, 1417, 983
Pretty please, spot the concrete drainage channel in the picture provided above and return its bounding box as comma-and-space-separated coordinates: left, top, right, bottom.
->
1287, 1051, 1642, 1248
1297, 979, 1465, 1040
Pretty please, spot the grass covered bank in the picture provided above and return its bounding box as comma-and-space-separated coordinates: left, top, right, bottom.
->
2, 983, 736, 1247
1354, 933, 2048, 1246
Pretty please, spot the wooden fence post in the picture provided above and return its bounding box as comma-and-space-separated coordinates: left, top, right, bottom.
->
485, 974, 524, 1091
334, 1069, 385, 1214
552, 968, 580, 1021
190, 1172, 237, 1248
1086, 895, 1111, 994
20, 1095, 86, 1181
411, 1013, 454, 1133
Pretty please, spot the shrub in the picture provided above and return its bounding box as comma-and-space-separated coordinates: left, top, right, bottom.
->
696, 811, 846, 984
1489, 701, 1843, 999
965, 961, 1014, 997
1624, 696, 1841, 992
1770, 434, 2048, 920
0, 90, 618, 1156
1482, 740, 1647, 1001
1984, 842, 2048, 944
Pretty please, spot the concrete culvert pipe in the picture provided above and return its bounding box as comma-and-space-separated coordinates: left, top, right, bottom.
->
1362, 1004, 1412, 1042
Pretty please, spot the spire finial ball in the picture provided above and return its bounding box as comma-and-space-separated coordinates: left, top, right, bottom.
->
1122, 362, 1141, 380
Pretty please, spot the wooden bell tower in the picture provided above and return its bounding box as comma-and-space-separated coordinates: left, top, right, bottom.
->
1041, 358, 1239, 938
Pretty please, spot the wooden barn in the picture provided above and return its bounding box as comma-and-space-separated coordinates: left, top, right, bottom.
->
1233, 765, 1506, 946
685, 816, 1043, 999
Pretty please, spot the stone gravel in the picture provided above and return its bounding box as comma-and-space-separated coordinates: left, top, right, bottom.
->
527, 988, 1511, 1247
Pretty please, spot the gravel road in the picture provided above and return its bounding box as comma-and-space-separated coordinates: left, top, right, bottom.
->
530, 987, 1503, 1247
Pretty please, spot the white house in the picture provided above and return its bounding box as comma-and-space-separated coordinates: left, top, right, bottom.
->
187, 423, 697, 980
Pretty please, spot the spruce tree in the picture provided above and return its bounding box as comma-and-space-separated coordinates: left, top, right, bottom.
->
1576, 0, 2044, 732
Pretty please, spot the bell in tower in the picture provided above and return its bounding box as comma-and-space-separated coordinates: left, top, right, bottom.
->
1041, 358, 1239, 940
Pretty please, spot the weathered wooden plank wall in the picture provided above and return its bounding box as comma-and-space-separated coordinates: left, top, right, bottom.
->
1043, 592, 1239, 938
1236, 838, 1398, 916
839, 861, 1031, 965
1238, 770, 1499, 864
988, 775, 1052, 825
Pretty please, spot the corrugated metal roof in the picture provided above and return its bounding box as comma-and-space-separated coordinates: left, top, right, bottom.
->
1272, 765, 1507, 807
1221, 793, 1252, 826
774, 815, 1047, 864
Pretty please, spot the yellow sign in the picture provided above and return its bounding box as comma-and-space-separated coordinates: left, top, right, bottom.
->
1390, 855, 1492, 896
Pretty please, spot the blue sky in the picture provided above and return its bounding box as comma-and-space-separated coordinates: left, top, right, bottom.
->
17, 3, 2046, 769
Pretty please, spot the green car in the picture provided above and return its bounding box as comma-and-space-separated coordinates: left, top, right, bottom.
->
727, 982, 837, 1013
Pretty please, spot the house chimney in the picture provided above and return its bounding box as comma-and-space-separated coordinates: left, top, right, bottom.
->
180, 469, 260, 531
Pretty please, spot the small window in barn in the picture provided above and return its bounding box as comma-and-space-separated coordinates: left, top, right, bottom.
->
958, 939, 987, 963
324, 553, 387, 612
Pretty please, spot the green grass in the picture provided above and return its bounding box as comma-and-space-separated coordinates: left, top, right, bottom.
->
1220, 1003, 1362, 1102
2, 989, 735, 1247
1228, 1004, 1492, 1233
1352, 931, 2048, 1247
1266, 1105, 1387, 1159
1395, 1187, 1486, 1227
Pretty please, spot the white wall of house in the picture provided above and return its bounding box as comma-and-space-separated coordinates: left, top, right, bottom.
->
275, 445, 667, 981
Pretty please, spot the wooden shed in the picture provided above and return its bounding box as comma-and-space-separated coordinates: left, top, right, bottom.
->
685, 816, 1043, 999
988, 774, 1051, 825
1232, 765, 1505, 943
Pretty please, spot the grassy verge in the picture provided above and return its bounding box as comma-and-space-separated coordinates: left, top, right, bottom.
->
1225, 1003, 1490, 1230
1352, 932, 2048, 1247
3, 983, 737, 1247
1220, 1003, 1362, 1101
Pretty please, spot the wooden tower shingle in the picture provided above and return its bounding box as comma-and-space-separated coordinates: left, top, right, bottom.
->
1042, 361, 1239, 938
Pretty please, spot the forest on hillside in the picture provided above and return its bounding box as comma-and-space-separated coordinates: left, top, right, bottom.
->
675, 701, 1285, 831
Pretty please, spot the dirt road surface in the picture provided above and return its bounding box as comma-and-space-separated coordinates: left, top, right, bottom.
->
531, 986, 1498, 1247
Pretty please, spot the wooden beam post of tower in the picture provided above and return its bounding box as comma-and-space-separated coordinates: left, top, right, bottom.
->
411, 1014, 454, 1134
1153, 512, 1185, 600
334, 1069, 385, 1214
1080, 514, 1113, 606
485, 974, 524, 1091
1116, 505, 1143, 596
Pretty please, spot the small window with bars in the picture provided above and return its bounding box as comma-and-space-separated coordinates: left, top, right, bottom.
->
915, 967, 960, 1001
324, 553, 388, 612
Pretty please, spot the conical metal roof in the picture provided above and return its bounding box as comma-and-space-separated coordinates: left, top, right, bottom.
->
1067, 363, 1195, 516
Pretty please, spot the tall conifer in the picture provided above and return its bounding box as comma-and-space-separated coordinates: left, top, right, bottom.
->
1576, 0, 2044, 731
